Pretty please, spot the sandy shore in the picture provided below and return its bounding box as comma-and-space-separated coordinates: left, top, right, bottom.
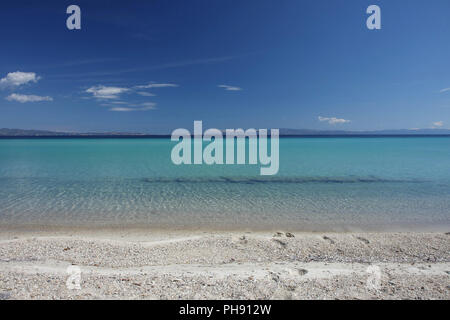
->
0, 228, 449, 300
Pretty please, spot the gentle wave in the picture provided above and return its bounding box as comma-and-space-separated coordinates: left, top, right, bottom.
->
141, 176, 425, 184
0, 175, 424, 184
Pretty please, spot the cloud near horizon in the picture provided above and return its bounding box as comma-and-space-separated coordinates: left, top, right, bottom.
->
86, 82, 177, 111
136, 91, 156, 97
218, 84, 242, 91
86, 83, 176, 100
432, 121, 444, 127
135, 83, 178, 89
0, 71, 41, 88
86, 85, 130, 99
318, 116, 351, 125
6, 93, 53, 103
440, 87, 450, 93
106, 102, 157, 112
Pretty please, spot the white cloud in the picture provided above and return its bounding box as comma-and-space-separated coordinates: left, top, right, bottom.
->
108, 102, 156, 112
136, 91, 156, 97
86, 85, 129, 99
0, 71, 40, 88
432, 121, 444, 127
135, 83, 178, 89
440, 88, 450, 93
218, 84, 242, 91
109, 107, 135, 112
139, 102, 156, 109
318, 116, 351, 125
110, 101, 128, 105
6, 93, 53, 103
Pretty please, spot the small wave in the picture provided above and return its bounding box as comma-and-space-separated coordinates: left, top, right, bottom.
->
141, 176, 424, 184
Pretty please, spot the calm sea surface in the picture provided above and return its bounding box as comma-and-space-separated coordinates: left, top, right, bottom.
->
0, 137, 449, 231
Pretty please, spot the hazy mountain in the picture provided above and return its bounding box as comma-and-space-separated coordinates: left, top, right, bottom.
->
0, 128, 146, 136
0, 128, 69, 136
278, 128, 450, 135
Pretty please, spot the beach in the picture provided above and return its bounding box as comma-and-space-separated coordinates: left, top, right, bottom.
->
0, 228, 449, 300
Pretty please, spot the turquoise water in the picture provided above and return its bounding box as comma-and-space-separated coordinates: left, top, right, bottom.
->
0, 137, 449, 231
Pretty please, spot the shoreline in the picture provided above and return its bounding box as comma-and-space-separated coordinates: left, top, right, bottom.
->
0, 230, 449, 299
1, 220, 449, 236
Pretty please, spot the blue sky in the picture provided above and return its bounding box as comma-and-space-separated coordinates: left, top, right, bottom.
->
0, 0, 449, 133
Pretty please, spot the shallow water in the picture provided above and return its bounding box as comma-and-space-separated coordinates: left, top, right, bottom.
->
0, 137, 449, 231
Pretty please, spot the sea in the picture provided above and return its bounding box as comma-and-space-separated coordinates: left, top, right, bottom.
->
0, 136, 449, 231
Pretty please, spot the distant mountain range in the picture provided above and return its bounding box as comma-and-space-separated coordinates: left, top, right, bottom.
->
1, 128, 450, 137
0, 128, 147, 137
278, 128, 450, 135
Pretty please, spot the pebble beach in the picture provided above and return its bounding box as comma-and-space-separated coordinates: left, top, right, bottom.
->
0, 228, 449, 299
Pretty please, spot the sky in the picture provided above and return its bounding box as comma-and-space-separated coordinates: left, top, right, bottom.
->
0, 0, 450, 133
